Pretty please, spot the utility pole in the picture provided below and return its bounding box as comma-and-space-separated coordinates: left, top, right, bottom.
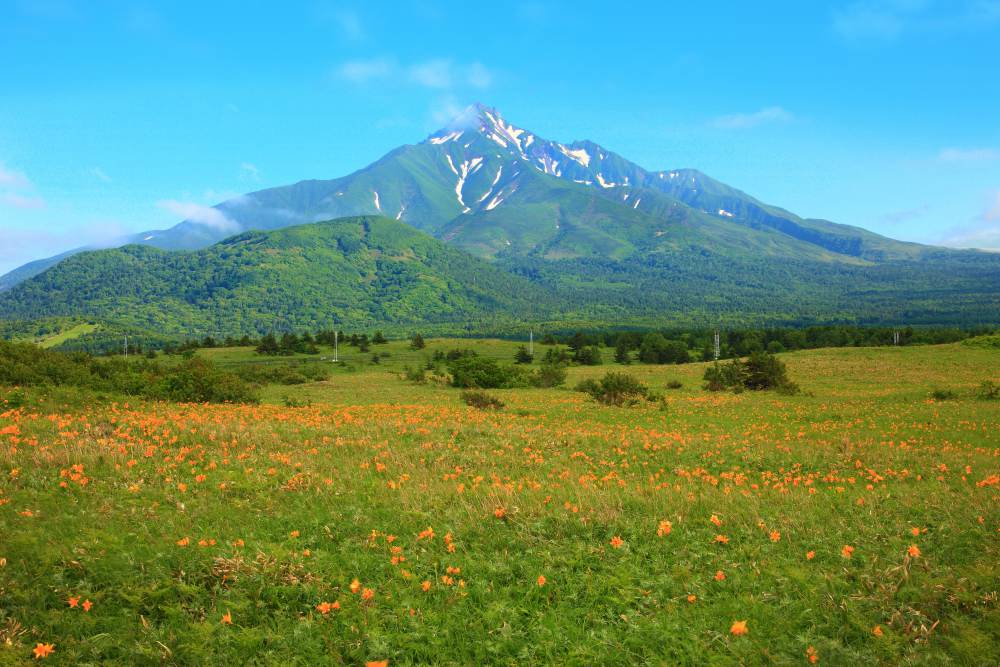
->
713, 329, 720, 361
333, 330, 339, 362
123, 333, 128, 360
529, 329, 534, 356
893, 330, 900, 346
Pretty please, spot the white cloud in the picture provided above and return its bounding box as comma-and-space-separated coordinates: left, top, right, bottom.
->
0, 163, 30, 189
938, 190, 1000, 250
336, 57, 494, 90
408, 60, 493, 89
337, 57, 395, 83
156, 199, 239, 231
711, 106, 794, 130
334, 9, 365, 41
833, 0, 1000, 41
983, 191, 1000, 221
429, 95, 468, 126
465, 62, 493, 89
1, 193, 46, 209
409, 59, 453, 88
240, 162, 261, 181
938, 147, 999, 162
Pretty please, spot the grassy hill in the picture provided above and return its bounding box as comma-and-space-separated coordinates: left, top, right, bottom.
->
0, 217, 557, 336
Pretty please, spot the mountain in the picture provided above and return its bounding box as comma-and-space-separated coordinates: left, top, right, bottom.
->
1, 104, 998, 336
0, 104, 956, 291
0, 217, 557, 335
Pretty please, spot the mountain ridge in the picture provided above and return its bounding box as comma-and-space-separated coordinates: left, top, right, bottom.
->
0, 103, 976, 291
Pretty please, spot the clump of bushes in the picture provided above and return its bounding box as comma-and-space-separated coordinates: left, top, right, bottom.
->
930, 388, 958, 401
152, 358, 258, 403
401, 365, 427, 384
703, 351, 798, 394
461, 390, 504, 410
0, 340, 257, 403
234, 362, 329, 386
532, 363, 567, 388
448, 356, 529, 389
665, 379, 683, 389
975, 380, 999, 400
576, 372, 650, 406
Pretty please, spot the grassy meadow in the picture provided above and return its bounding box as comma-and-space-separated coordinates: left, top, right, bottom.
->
1, 340, 998, 664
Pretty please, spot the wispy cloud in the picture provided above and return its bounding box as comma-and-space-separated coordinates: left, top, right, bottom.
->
156, 200, 239, 231
833, 0, 1000, 42
1, 193, 46, 209
711, 106, 794, 130
89, 166, 113, 183
939, 190, 1000, 250
0, 161, 45, 209
335, 9, 364, 40
938, 147, 999, 162
239, 162, 261, 182
337, 57, 394, 83
0, 163, 30, 189
335, 57, 493, 90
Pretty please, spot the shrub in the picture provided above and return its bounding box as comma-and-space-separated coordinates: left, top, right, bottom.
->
153, 358, 257, 404
282, 395, 312, 408
448, 356, 528, 389
639, 333, 689, 364
744, 351, 797, 392
930, 388, 958, 400
577, 372, 649, 406
703, 360, 746, 392
402, 365, 427, 384
514, 346, 534, 364
704, 352, 797, 394
543, 347, 571, 364
532, 363, 567, 388
410, 333, 426, 350
614, 339, 631, 364
666, 379, 683, 389
574, 345, 603, 366
461, 389, 504, 410
975, 380, 1000, 400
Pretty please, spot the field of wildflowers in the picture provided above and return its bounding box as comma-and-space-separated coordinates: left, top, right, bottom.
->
1, 342, 997, 664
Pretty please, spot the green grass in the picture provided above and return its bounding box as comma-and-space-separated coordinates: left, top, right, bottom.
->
1, 342, 998, 664
34, 323, 98, 348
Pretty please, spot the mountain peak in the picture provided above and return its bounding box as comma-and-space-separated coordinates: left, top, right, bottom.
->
427, 103, 535, 151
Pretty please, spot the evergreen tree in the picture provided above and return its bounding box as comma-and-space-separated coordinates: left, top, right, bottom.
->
614, 338, 631, 364
256, 333, 279, 355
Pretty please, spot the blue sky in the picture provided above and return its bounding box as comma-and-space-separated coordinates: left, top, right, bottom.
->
1, 0, 999, 274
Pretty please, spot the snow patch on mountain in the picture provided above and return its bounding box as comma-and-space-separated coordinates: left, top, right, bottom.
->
558, 144, 591, 167
430, 131, 463, 145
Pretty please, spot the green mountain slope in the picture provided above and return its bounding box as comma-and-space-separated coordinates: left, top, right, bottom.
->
0, 217, 557, 335
2, 215, 998, 340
